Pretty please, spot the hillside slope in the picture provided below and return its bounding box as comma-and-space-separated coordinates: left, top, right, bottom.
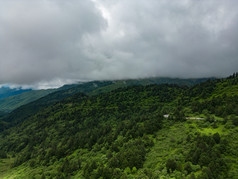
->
184, 74, 238, 117
0, 75, 238, 178
0, 75, 237, 178
0, 84, 184, 178
0, 89, 56, 112
0, 77, 209, 127
0, 77, 210, 113
0, 87, 31, 100
0, 81, 114, 131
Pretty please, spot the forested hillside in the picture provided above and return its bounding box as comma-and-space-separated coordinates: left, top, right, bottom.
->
0, 77, 210, 114
0, 87, 31, 100
0, 77, 208, 131
0, 75, 237, 178
0, 89, 56, 113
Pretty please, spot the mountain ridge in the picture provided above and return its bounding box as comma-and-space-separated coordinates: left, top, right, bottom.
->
0, 86, 31, 100
0, 77, 211, 113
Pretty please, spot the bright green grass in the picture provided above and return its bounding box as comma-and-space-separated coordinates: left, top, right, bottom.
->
198, 125, 224, 135
0, 158, 14, 179
144, 122, 193, 176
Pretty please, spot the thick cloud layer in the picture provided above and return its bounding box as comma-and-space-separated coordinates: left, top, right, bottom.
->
0, 0, 238, 88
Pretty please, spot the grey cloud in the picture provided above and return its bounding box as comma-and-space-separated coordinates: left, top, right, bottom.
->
0, 0, 106, 85
0, 0, 238, 88
93, 0, 238, 78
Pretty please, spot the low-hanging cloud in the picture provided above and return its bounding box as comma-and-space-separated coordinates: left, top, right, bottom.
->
0, 0, 238, 88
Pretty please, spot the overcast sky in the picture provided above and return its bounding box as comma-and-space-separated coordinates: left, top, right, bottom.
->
0, 0, 238, 89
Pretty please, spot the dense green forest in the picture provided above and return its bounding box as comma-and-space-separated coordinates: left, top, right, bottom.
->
0, 77, 210, 113
0, 74, 238, 178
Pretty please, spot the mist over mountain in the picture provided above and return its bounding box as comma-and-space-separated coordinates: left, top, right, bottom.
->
0, 86, 31, 99
0, 0, 238, 88
0, 0, 238, 178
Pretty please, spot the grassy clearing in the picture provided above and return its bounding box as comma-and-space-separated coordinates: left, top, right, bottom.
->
143, 118, 237, 178
144, 121, 192, 176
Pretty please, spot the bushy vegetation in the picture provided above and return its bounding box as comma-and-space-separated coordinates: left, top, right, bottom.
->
0, 74, 238, 178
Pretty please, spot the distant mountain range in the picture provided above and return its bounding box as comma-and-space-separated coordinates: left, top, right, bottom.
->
0, 86, 31, 99
0, 77, 212, 113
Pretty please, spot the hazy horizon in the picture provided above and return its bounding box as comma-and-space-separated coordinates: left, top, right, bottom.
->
0, 75, 222, 90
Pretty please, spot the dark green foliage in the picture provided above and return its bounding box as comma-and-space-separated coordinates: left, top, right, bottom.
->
184, 162, 193, 174
143, 115, 163, 134
166, 158, 177, 173
58, 158, 81, 174
191, 95, 238, 117
213, 132, 220, 143
187, 79, 217, 99
0, 111, 8, 117
40, 173, 46, 179
0, 150, 7, 158
83, 160, 98, 178
109, 139, 146, 169
197, 167, 213, 179
230, 115, 238, 126
169, 107, 185, 121
188, 74, 238, 117
186, 133, 228, 178
93, 165, 113, 179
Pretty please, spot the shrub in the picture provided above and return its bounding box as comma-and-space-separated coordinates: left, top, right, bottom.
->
166, 159, 177, 173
